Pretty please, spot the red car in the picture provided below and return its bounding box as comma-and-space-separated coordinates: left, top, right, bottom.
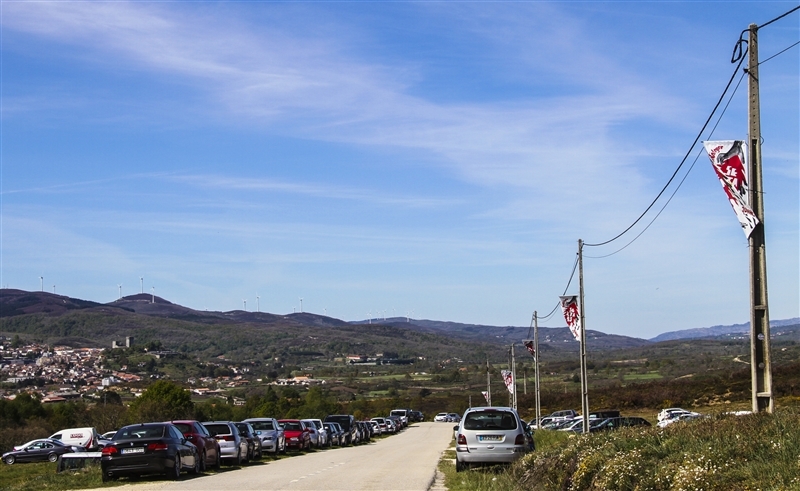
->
278, 420, 311, 451
169, 420, 221, 471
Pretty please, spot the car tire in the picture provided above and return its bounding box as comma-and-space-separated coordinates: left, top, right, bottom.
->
190, 452, 201, 475
4, 455, 15, 465
199, 451, 207, 472
235, 448, 242, 466
456, 459, 466, 472
168, 455, 181, 480
48, 453, 59, 463
214, 449, 221, 469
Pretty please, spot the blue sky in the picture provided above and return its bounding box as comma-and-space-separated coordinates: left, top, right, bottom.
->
1, 1, 797, 339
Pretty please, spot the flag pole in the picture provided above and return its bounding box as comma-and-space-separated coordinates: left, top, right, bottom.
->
578, 239, 590, 433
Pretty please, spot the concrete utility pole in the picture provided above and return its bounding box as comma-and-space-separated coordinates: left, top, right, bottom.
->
578, 240, 589, 433
747, 24, 773, 413
534, 311, 541, 429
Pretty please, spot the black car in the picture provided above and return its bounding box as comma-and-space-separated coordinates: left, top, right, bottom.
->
235, 422, 262, 460
591, 417, 652, 432
2, 439, 79, 465
101, 423, 200, 482
324, 415, 356, 445
323, 422, 341, 446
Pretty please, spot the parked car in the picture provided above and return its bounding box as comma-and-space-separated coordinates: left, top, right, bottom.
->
591, 417, 652, 432
658, 408, 700, 423
279, 419, 312, 451
434, 413, 450, 422
324, 415, 356, 445
323, 422, 341, 446
102, 431, 117, 440
304, 419, 328, 447
49, 427, 101, 450
235, 422, 262, 460
370, 417, 389, 434
390, 409, 410, 426
243, 417, 286, 454
169, 420, 221, 471
300, 419, 321, 448
384, 418, 398, 433
409, 410, 424, 422
454, 407, 530, 472
658, 412, 703, 428
3, 439, 80, 465
370, 420, 382, 436
447, 413, 461, 423
100, 423, 199, 482
202, 421, 249, 466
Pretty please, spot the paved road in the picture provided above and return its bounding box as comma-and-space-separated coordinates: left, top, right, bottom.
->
100, 422, 454, 491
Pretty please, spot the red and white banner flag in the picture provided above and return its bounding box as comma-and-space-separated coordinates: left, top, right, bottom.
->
501, 370, 514, 395
559, 295, 581, 341
481, 391, 489, 404
523, 340, 536, 359
703, 140, 759, 238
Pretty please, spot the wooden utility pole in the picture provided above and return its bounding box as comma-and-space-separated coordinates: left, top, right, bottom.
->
578, 240, 589, 433
747, 24, 774, 413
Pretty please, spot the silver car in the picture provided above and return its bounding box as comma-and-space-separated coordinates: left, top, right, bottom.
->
454, 407, 530, 472
243, 418, 286, 454
202, 421, 249, 465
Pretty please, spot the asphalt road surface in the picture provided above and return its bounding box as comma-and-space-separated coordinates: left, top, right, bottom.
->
100, 422, 455, 491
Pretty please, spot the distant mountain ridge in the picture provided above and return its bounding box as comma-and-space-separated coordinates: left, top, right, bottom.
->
649, 318, 800, 342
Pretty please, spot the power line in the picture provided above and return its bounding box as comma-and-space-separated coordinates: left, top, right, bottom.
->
585, 5, 799, 249
585, 71, 748, 259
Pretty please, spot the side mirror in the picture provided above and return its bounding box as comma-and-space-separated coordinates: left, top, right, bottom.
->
453, 425, 459, 431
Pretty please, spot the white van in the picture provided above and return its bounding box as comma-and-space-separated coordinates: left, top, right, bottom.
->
49, 427, 100, 450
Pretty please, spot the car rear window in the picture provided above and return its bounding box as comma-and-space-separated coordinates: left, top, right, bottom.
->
464, 411, 518, 430
249, 421, 275, 431
204, 424, 232, 436
172, 423, 192, 433
115, 425, 166, 439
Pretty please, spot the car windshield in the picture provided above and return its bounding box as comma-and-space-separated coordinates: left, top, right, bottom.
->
463, 411, 518, 430
249, 421, 275, 431
282, 422, 302, 431
115, 425, 166, 440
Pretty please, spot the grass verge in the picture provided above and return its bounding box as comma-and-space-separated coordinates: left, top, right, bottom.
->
440, 408, 800, 491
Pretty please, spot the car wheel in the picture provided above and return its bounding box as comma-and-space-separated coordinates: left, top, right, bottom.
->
235, 448, 242, 466
199, 451, 207, 472
168, 455, 181, 480
48, 453, 59, 463
214, 449, 221, 469
455, 459, 466, 473
190, 453, 201, 475
4, 455, 15, 465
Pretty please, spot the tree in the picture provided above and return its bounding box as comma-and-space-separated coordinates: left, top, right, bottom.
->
127, 380, 193, 423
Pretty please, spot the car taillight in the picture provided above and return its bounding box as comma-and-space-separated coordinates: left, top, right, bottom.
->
515, 434, 525, 445
457, 434, 467, 445
147, 442, 169, 451
222, 435, 235, 441
101, 446, 118, 455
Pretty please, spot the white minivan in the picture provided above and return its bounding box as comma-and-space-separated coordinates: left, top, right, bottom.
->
49, 427, 100, 450
454, 407, 531, 472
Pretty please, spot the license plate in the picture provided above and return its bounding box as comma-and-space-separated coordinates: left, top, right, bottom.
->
478, 435, 503, 442
121, 448, 145, 454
